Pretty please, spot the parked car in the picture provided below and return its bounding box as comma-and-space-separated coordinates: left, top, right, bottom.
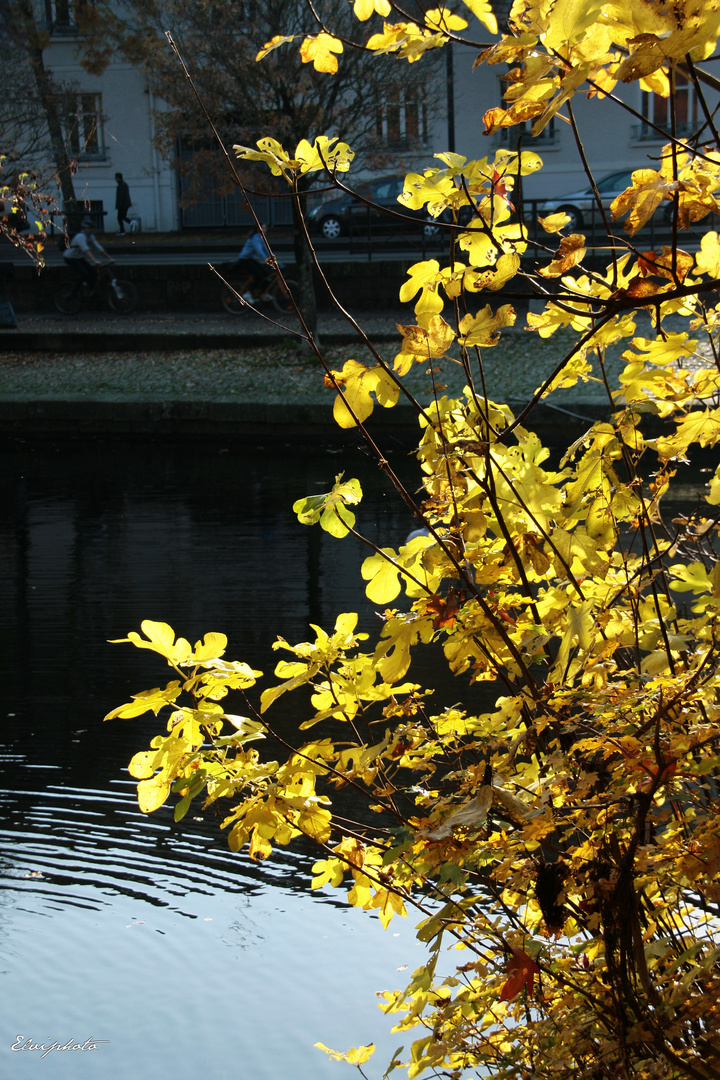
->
307, 176, 441, 239
532, 169, 635, 231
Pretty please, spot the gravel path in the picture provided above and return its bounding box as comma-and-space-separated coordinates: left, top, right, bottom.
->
0, 308, 657, 409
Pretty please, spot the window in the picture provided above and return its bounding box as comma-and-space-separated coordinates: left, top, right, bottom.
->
63, 94, 105, 160
639, 74, 699, 140
377, 88, 428, 148
44, 0, 90, 33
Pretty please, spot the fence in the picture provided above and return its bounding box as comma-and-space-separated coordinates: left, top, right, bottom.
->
178, 185, 294, 230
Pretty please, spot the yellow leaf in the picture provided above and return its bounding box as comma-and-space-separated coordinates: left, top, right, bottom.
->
249, 826, 273, 861
312, 857, 345, 889
137, 775, 172, 814
461, 0, 497, 33
104, 681, 182, 721
361, 549, 403, 604
458, 303, 516, 346
424, 8, 468, 33
255, 34, 296, 61
543, 0, 604, 51
394, 316, 456, 374
538, 211, 571, 234
539, 233, 587, 277
652, 408, 720, 461
191, 632, 228, 662
611, 169, 676, 236
483, 102, 545, 136
293, 474, 363, 538
110, 621, 193, 665
353, 0, 390, 18
294, 136, 354, 175
300, 33, 343, 73
372, 887, 407, 928
696, 231, 720, 277
328, 359, 400, 429
315, 1043, 375, 1065
400, 259, 441, 304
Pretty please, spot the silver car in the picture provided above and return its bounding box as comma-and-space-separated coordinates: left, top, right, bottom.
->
532, 169, 634, 231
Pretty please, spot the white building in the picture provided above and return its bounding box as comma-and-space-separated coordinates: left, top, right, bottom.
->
40, 0, 178, 231
34, 2, 715, 233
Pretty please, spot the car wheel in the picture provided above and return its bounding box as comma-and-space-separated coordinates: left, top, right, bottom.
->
321, 215, 343, 239
555, 205, 583, 232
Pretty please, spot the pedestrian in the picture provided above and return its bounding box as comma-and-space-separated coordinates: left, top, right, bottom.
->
63, 215, 115, 299
230, 224, 277, 302
115, 173, 132, 234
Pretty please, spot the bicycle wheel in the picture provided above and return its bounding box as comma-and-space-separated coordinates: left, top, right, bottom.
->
220, 283, 249, 315
107, 279, 138, 315
54, 285, 82, 316
220, 272, 255, 315
271, 278, 298, 314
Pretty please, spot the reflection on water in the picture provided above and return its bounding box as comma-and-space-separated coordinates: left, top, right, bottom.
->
0, 432, 426, 1080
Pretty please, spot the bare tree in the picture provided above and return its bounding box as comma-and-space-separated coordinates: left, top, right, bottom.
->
97, 0, 441, 334
0, 0, 79, 208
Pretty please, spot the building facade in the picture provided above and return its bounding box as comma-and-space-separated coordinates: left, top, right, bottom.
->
32, 4, 717, 233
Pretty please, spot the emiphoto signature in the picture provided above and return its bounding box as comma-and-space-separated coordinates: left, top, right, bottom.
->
11, 1035, 110, 1059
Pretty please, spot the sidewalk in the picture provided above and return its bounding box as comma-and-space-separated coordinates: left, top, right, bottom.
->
0, 307, 620, 444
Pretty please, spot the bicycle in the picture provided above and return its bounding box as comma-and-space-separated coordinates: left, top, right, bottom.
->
219, 264, 298, 316
54, 266, 138, 316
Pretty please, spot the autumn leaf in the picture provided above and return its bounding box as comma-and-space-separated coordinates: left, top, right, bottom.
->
500, 948, 541, 1001
539, 233, 587, 277
422, 787, 492, 840
695, 231, 720, 277
361, 549, 403, 603
109, 620, 193, 665
327, 358, 400, 428
425, 592, 461, 630
483, 102, 545, 136
104, 681, 182, 720
255, 34, 297, 61
353, 0, 391, 19
294, 136, 354, 174
293, 474, 363, 538
394, 316, 456, 375
300, 33, 343, 73
538, 211, 572, 233
316, 1043, 375, 1065
460, 0, 498, 34
611, 169, 677, 236
637, 245, 694, 282
457, 303, 516, 346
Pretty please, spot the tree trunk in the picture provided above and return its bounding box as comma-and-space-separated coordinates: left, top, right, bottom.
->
12, 0, 77, 209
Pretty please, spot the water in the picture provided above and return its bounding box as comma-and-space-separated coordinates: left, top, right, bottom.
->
0, 431, 431, 1080
2, 427, 710, 1080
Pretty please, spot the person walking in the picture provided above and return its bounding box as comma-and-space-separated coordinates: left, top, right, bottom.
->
115, 173, 132, 234
63, 216, 115, 299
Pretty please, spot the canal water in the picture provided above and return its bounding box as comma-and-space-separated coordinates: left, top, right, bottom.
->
2, 425, 710, 1080
0, 430, 440, 1080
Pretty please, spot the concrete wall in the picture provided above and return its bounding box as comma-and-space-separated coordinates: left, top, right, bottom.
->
7, 259, 415, 314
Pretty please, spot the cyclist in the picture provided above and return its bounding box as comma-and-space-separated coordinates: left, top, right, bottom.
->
230, 223, 278, 303
63, 216, 115, 300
